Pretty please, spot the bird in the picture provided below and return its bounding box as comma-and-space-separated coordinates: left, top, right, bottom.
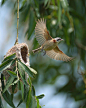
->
32, 18, 73, 62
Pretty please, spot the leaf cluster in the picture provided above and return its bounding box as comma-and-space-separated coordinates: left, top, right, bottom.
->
0, 54, 44, 108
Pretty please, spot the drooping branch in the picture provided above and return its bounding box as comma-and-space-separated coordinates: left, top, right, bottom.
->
15, 0, 19, 44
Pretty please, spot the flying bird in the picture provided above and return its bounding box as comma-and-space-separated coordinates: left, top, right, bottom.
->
32, 18, 73, 62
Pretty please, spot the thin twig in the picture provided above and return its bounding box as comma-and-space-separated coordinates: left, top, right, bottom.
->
15, 0, 19, 44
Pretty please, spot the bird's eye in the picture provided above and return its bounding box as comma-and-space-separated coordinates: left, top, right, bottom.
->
57, 39, 61, 41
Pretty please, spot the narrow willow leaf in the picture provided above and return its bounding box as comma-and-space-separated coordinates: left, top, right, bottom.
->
11, 84, 17, 94
36, 94, 45, 99
52, 0, 55, 5
31, 96, 37, 108
3, 76, 14, 93
61, 0, 68, 10
28, 77, 32, 87
17, 99, 23, 107
44, 0, 50, 8
11, 79, 19, 86
0, 59, 12, 72
29, 67, 37, 74
34, 0, 39, 8
11, 94, 13, 100
28, 9, 36, 38
24, 86, 29, 102
18, 81, 21, 90
26, 88, 37, 108
26, 87, 32, 108
2, 91, 15, 108
18, 62, 29, 86
19, 2, 27, 12
1, 0, 6, 5
57, 0, 62, 26
44, 0, 49, 6
2, 53, 16, 63
0, 96, 4, 108
7, 70, 17, 78
20, 81, 24, 100
1, 75, 15, 107
32, 85, 35, 96
18, 61, 34, 78
0, 59, 16, 72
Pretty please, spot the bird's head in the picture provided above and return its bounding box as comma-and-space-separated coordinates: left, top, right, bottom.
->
54, 37, 64, 44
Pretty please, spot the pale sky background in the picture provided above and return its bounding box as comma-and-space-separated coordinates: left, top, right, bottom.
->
0, 0, 80, 108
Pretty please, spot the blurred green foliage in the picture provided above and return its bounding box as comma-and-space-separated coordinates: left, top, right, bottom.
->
1, 0, 86, 107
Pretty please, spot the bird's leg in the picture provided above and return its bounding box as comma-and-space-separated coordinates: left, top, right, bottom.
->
41, 48, 43, 52
41, 46, 46, 56
43, 50, 46, 56
41, 46, 44, 52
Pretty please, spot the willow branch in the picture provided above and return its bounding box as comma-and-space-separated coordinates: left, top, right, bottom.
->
15, 0, 19, 44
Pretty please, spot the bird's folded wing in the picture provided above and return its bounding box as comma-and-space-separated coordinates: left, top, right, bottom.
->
35, 18, 52, 45
46, 46, 73, 62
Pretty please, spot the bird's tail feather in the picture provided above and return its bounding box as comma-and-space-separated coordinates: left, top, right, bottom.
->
32, 47, 41, 53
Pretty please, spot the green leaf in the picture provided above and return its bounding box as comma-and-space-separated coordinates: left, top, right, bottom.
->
26, 87, 32, 108
0, 59, 12, 72
24, 86, 29, 102
11, 78, 19, 86
1, 74, 15, 107
17, 99, 23, 107
32, 85, 35, 96
18, 61, 34, 78
20, 81, 24, 100
11, 94, 13, 100
26, 88, 37, 108
28, 9, 36, 39
1, 0, 6, 5
7, 70, 17, 78
44, 0, 49, 6
52, 0, 55, 5
31, 96, 37, 108
2, 53, 16, 63
3, 76, 15, 93
61, 0, 68, 10
18, 62, 29, 86
29, 67, 37, 74
34, 0, 39, 8
44, 0, 51, 8
11, 84, 17, 94
26, 78, 36, 107
57, 0, 62, 26
28, 77, 32, 87
0, 96, 4, 108
36, 94, 45, 99
18, 81, 21, 90
2, 91, 15, 108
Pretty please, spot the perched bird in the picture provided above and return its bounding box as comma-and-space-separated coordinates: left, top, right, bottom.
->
32, 18, 73, 62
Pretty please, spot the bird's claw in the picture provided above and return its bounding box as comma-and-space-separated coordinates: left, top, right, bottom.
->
43, 51, 46, 56
41, 48, 43, 52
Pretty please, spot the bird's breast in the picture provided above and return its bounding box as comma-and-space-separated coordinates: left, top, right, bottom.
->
42, 40, 57, 51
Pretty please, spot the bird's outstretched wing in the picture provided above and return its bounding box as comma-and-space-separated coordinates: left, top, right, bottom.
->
35, 18, 52, 45
46, 46, 73, 62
